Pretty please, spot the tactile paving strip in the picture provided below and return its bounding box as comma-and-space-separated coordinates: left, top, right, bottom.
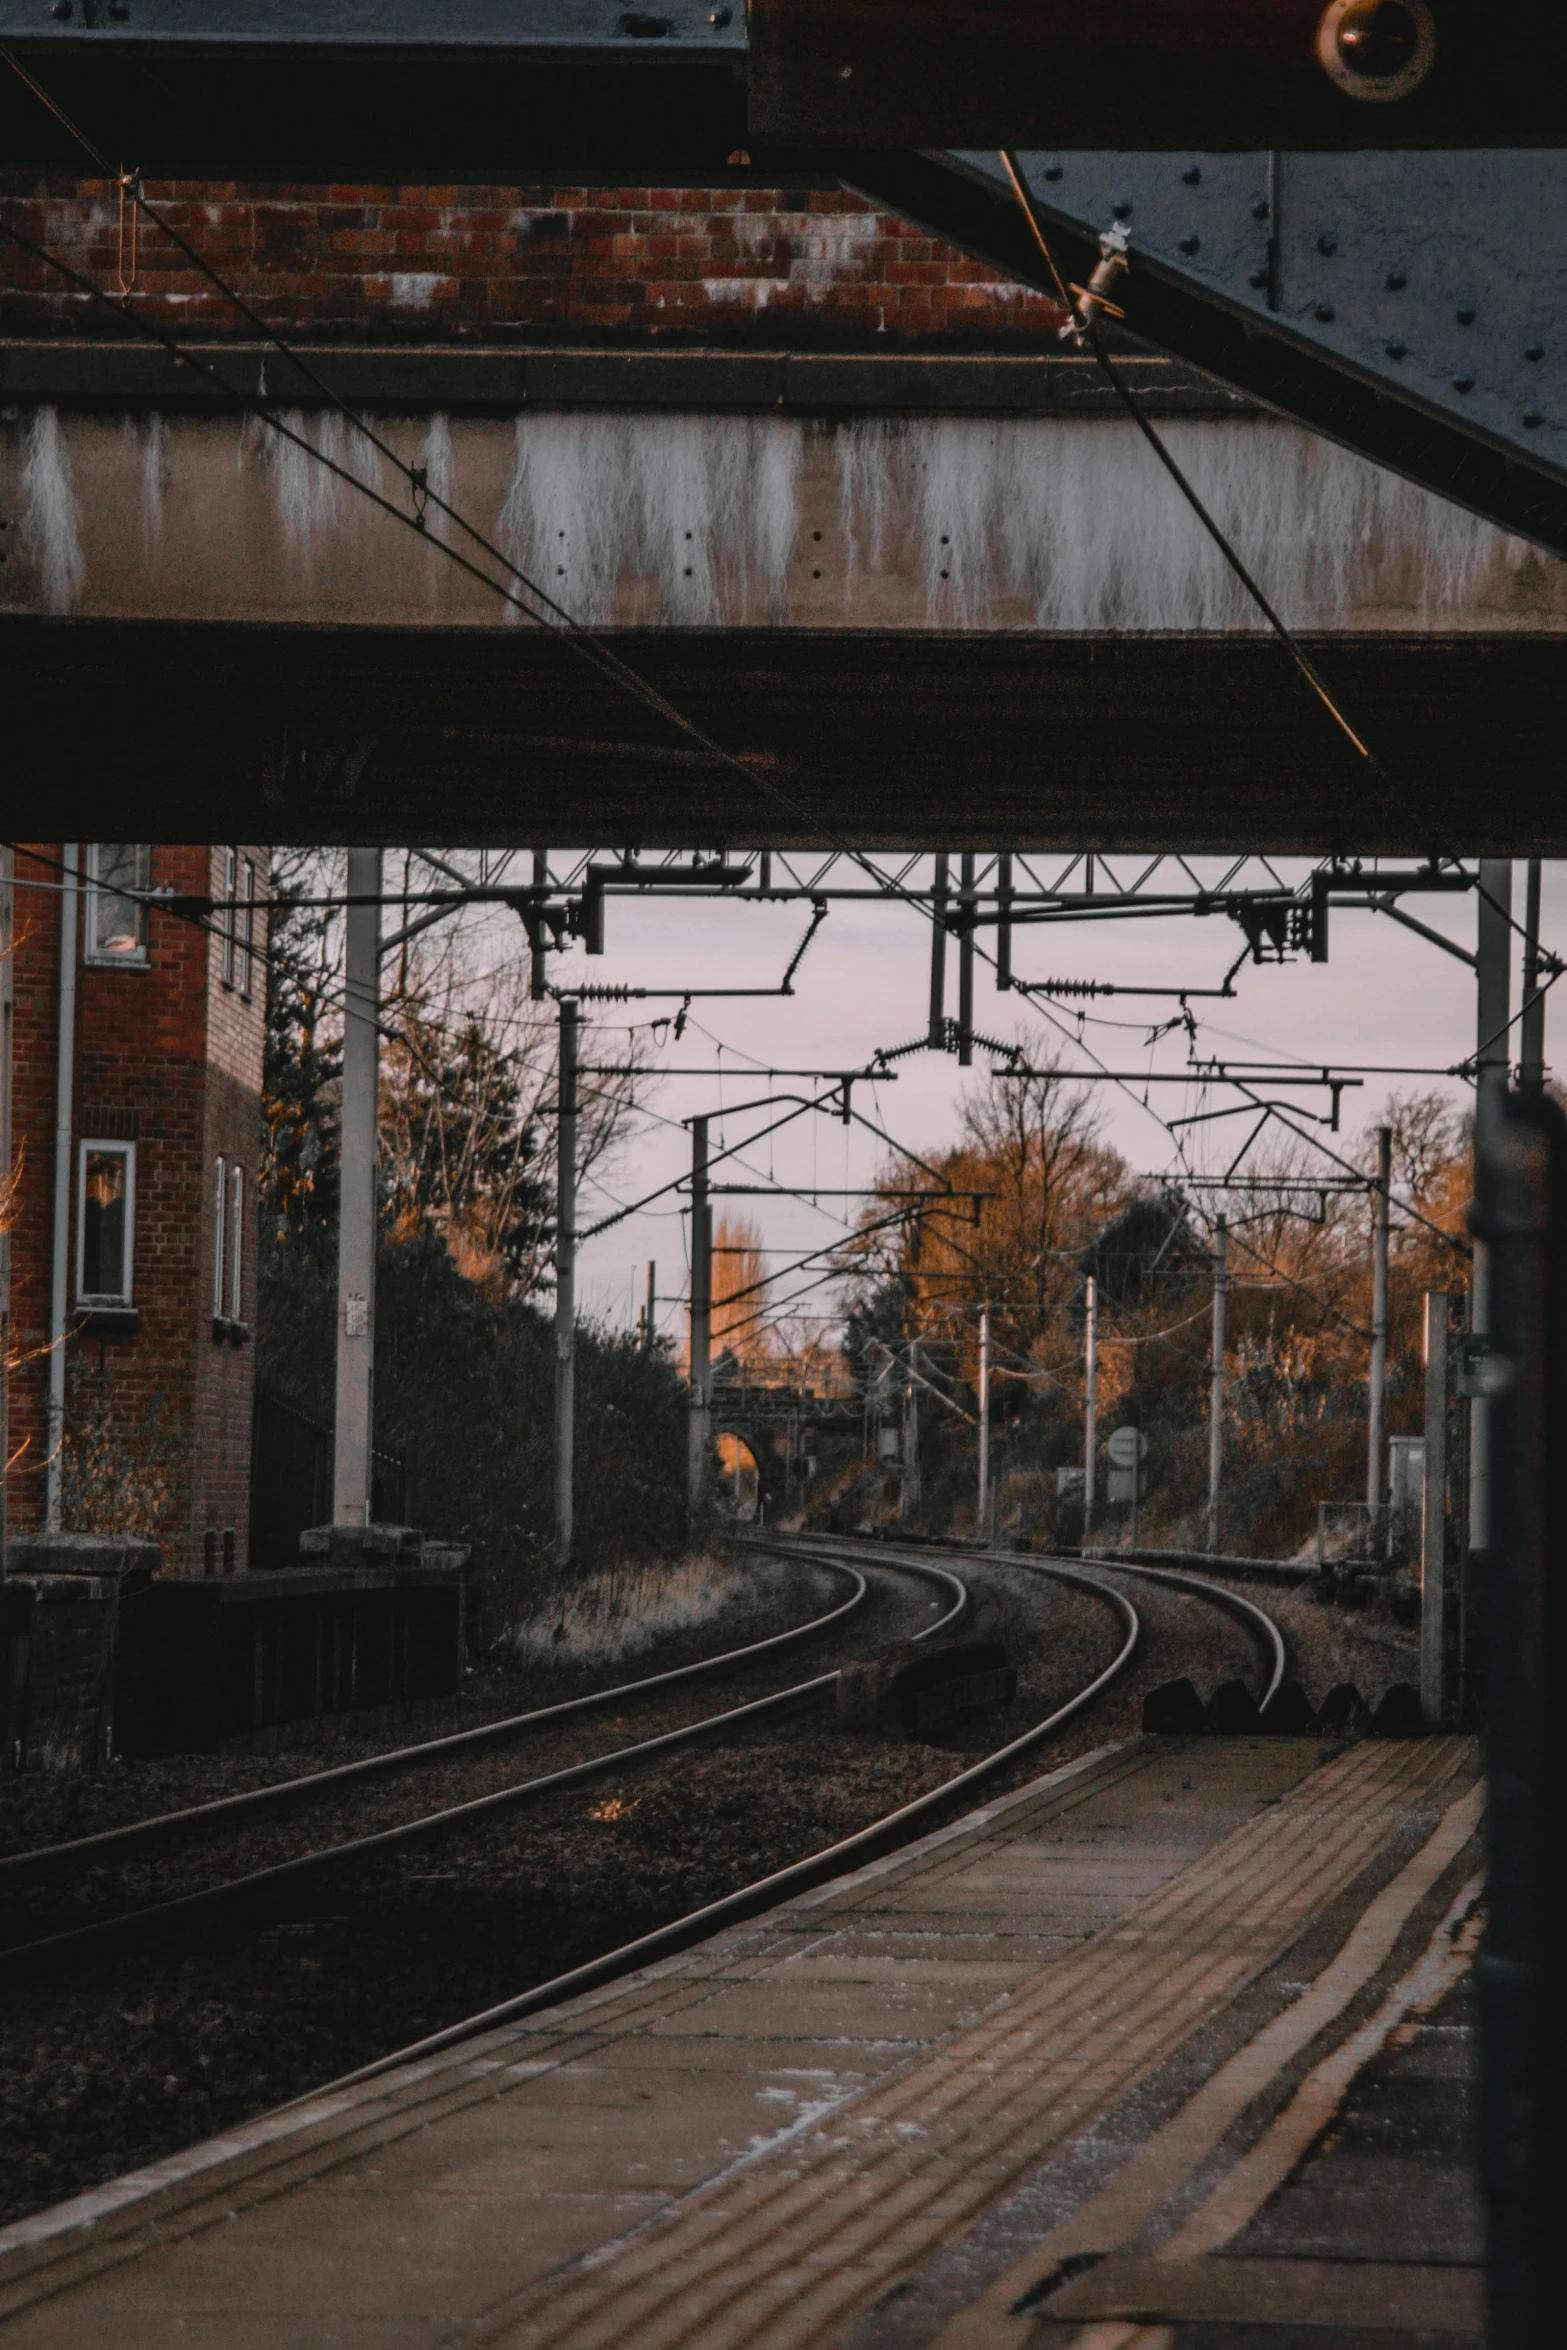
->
491, 1737, 1475, 2350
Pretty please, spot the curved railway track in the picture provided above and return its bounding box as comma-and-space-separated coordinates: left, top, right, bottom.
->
0, 1554, 872, 1892
287, 1535, 1158, 2102
0, 1549, 965, 1976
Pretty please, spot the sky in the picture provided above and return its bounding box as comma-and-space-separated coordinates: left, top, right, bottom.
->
497, 853, 1567, 1346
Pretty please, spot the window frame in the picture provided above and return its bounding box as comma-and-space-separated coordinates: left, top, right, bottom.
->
212, 1154, 228, 1317
76, 1138, 136, 1308
228, 1162, 245, 1322
83, 844, 151, 969
238, 857, 255, 1001
220, 847, 238, 989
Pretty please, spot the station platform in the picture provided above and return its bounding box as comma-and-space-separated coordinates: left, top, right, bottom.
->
0, 1732, 1483, 2348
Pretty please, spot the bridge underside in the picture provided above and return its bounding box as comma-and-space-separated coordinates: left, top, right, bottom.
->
10, 617, 1563, 853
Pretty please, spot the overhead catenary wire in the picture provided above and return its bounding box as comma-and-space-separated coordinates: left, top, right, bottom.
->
998, 150, 1431, 855
0, 77, 1535, 1266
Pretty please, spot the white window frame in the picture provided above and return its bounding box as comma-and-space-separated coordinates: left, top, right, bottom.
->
77, 1138, 136, 1307
220, 847, 238, 989
228, 1163, 245, 1322
83, 844, 151, 968
238, 858, 256, 1001
212, 1154, 228, 1317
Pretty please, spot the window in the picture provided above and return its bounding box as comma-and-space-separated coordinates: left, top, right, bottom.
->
228, 1163, 245, 1320
215, 1158, 246, 1327
78, 1141, 135, 1306
212, 1155, 227, 1316
84, 844, 151, 966
238, 858, 255, 1000
220, 848, 238, 988
220, 852, 255, 998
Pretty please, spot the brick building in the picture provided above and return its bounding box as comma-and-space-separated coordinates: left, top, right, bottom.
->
0, 178, 1067, 348
7, 845, 268, 1575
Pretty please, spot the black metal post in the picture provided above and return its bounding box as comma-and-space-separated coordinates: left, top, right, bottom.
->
958, 852, 976, 1065
1472, 1087, 1567, 2350
928, 854, 949, 1046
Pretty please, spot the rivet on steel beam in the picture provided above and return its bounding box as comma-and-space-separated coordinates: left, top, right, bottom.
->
1457, 307, 1477, 325
1386, 270, 1407, 290
1112, 201, 1133, 219
1454, 374, 1476, 393
1044, 165, 1064, 181
1524, 410, 1543, 428
1252, 199, 1271, 221
1182, 165, 1202, 185
1179, 235, 1200, 255
1316, 302, 1336, 322
1526, 344, 1545, 361
1387, 339, 1407, 359
1249, 270, 1269, 289
1318, 233, 1339, 255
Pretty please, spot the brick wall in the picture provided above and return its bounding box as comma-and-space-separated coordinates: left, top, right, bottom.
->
7, 847, 62, 1537
0, 180, 1066, 347
9, 844, 266, 1576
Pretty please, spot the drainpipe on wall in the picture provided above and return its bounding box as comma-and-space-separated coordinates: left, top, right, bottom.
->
45, 845, 78, 1533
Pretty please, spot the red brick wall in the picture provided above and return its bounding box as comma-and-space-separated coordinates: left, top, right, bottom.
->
7, 848, 63, 1539
8, 844, 265, 1575
0, 180, 1065, 347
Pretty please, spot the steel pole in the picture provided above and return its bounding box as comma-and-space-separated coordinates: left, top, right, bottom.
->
528, 848, 548, 1000
687, 1116, 711, 1525
644, 1259, 656, 1351
1207, 1216, 1227, 1557
1420, 1289, 1449, 1726
957, 852, 976, 1066
1471, 857, 1513, 1560
0, 845, 11, 1581
1471, 1088, 1567, 2350
977, 1303, 990, 1535
332, 846, 381, 1529
996, 851, 1013, 992
1083, 1275, 1098, 1540
1520, 857, 1546, 1094
1368, 1125, 1391, 1534
553, 1000, 577, 1565
901, 1350, 921, 1514
927, 854, 949, 1046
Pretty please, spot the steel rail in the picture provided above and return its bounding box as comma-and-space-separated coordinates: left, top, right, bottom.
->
0, 1557, 964, 1976
1071, 1553, 1288, 1708
844, 1529, 1288, 1710
270, 1538, 1138, 2106
0, 1558, 871, 1890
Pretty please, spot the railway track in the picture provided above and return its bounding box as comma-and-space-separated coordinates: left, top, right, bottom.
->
0, 1551, 872, 1892
286, 1534, 1160, 2100
0, 1548, 963, 1975
0, 1528, 1291, 2231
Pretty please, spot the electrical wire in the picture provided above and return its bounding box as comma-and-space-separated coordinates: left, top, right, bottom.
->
1, 81, 1538, 1284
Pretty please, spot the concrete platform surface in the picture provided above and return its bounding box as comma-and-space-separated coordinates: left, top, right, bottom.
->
0, 1732, 1482, 2349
